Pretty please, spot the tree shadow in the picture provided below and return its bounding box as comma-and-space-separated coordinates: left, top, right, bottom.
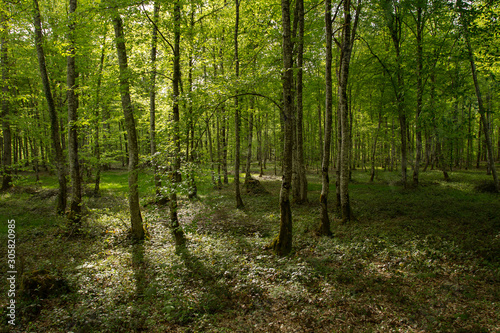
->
176, 247, 232, 315
131, 242, 147, 299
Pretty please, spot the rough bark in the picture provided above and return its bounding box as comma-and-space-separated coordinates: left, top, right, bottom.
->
33, 0, 67, 214
319, 0, 333, 237
112, 13, 145, 240
67, 0, 82, 223
273, 0, 294, 256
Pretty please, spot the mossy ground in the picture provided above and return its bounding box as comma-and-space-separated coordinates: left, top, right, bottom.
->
0, 166, 499, 332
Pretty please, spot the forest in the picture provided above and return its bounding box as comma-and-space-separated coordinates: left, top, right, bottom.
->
0, 0, 499, 331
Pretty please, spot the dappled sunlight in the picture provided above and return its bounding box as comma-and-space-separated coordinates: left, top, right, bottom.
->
1, 168, 498, 332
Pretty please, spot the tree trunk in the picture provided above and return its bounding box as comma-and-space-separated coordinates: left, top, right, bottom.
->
112, 13, 145, 241
187, 6, 197, 200
93, 35, 106, 196
1, 16, 12, 190
150, 2, 161, 197
370, 111, 382, 182
273, 0, 294, 256
319, 0, 333, 236
234, 0, 244, 208
384, 0, 407, 188
295, 0, 307, 204
463, 24, 499, 191
208, 118, 216, 186
67, 0, 82, 224
338, 0, 360, 223
168, 0, 187, 247
413, 4, 423, 186
33, 0, 67, 213
257, 115, 264, 177
245, 110, 253, 181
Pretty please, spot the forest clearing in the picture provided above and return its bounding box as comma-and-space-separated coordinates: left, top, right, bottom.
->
0, 167, 499, 332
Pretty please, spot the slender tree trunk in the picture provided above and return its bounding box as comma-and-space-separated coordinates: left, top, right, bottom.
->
370, 111, 382, 182
112, 13, 145, 240
234, 0, 244, 208
384, 1, 408, 188
338, 0, 360, 223
295, 0, 307, 203
413, 4, 424, 186
217, 115, 223, 188
1, 16, 12, 190
67, 0, 82, 224
257, 115, 264, 177
187, 5, 197, 200
462, 20, 499, 191
150, 2, 161, 197
319, 0, 333, 236
273, 0, 294, 256
33, 0, 67, 213
93, 35, 106, 196
208, 118, 216, 186
168, 0, 186, 247
245, 110, 253, 181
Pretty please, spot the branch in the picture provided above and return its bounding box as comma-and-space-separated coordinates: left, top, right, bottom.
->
358, 35, 398, 96
140, 2, 174, 54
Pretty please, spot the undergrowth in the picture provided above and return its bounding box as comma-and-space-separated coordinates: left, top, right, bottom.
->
0, 167, 498, 332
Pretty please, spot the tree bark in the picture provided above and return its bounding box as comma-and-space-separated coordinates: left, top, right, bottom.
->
150, 2, 161, 197
319, 0, 333, 236
67, 0, 82, 224
383, 0, 407, 188
338, 0, 360, 223
33, 0, 67, 214
370, 111, 382, 182
168, 0, 187, 247
273, 0, 294, 256
245, 109, 253, 181
112, 13, 145, 240
93, 34, 106, 196
294, 0, 307, 204
413, 3, 424, 186
234, 0, 244, 208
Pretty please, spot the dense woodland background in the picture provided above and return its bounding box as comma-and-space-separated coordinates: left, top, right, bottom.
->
0, 0, 499, 332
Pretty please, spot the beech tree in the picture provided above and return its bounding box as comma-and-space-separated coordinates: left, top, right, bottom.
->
112, 10, 144, 240
66, 0, 82, 223
319, 0, 334, 236
33, 0, 67, 214
338, 0, 361, 223
273, 0, 293, 256
169, 0, 186, 247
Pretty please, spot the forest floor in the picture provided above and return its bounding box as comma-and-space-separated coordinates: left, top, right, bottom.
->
0, 166, 499, 332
